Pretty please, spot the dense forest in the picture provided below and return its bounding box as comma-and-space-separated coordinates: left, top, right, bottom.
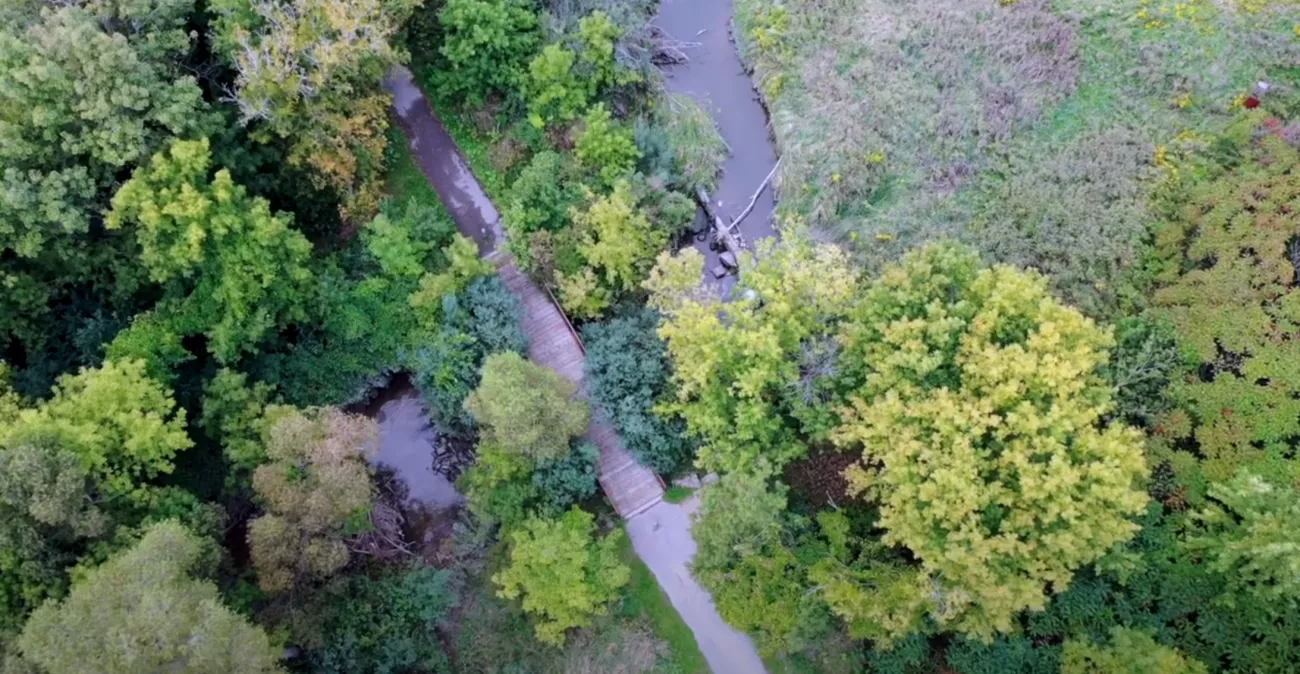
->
2, 0, 1300, 672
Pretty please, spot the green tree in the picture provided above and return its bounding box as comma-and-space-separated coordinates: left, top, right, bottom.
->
15, 521, 282, 674
464, 352, 589, 462
307, 567, 456, 674
501, 151, 585, 265
1184, 470, 1300, 605
108, 139, 314, 363
525, 44, 587, 127
459, 442, 538, 528
572, 180, 659, 295
0, 5, 203, 261
531, 441, 599, 516
832, 242, 1149, 640
1061, 628, 1207, 674
574, 104, 639, 187
653, 239, 859, 473
433, 0, 540, 104
582, 308, 696, 474
1148, 127, 1300, 484
3, 359, 192, 501
492, 508, 629, 645
103, 312, 193, 384
247, 407, 378, 593
408, 234, 493, 328
200, 369, 275, 487
0, 445, 108, 635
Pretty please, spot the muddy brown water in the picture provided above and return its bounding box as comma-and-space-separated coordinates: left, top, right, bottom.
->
655, 0, 779, 295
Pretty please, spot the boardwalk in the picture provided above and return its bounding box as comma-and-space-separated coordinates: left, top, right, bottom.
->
492, 257, 663, 517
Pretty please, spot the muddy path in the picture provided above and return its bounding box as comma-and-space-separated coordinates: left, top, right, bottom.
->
655, 0, 779, 293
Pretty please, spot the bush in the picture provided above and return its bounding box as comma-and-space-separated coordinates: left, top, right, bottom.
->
1147, 124, 1300, 484
582, 308, 696, 475
433, 0, 541, 104
656, 93, 727, 192
526, 44, 587, 127
460, 275, 528, 355
501, 151, 586, 263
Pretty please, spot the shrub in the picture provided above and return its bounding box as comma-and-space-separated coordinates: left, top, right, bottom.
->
1061, 628, 1207, 674
434, 0, 540, 104
656, 93, 727, 192
460, 275, 528, 355
501, 151, 585, 250
582, 308, 696, 475
526, 44, 587, 127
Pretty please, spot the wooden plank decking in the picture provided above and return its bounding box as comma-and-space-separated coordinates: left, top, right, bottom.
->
493, 255, 664, 518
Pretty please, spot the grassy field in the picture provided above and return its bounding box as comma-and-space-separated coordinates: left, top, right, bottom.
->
735, 0, 1300, 316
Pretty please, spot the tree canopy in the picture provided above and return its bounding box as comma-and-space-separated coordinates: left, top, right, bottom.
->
464, 352, 590, 462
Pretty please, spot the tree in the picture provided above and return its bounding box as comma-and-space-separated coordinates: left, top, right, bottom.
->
501, 151, 585, 265
214, 0, 417, 219
832, 242, 1148, 640
1061, 628, 1207, 674
247, 407, 378, 592
104, 312, 193, 384
652, 238, 859, 474
1184, 470, 1300, 605
574, 105, 639, 187
572, 180, 659, 294
408, 235, 493, 328
0, 445, 107, 634
433, 0, 540, 104
200, 369, 275, 487
1148, 127, 1300, 484
459, 442, 539, 528
15, 521, 282, 674
361, 200, 454, 279
107, 139, 314, 363
3, 359, 192, 501
531, 441, 599, 516
583, 308, 696, 474
464, 352, 589, 462
492, 508, 629, 645
525, 44, 587, 127
0, 4, 203, 261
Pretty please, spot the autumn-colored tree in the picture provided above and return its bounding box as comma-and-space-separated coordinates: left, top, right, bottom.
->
214, 0, 416, 220
1148, 125, 1300, 484
247, 407, 378, 593
492, 507, 629, 645
832, 242, 1148, 640
108, 139, 314, 363
464, 352, 589, 462
15, 521, 282, 674
2, 359, 192, 501
652, 238, 859, 473
1061, 628, 1207, 674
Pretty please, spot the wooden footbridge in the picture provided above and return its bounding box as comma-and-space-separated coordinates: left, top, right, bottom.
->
493, 257, 665, 518
385, 66, 663, 518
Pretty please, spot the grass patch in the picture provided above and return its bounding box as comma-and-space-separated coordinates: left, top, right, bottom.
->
734, 0, 1300, 316
616, 529, 710, 674
663, 485, 695, 504
383, 124, 444, 210
658, 93, 728, 193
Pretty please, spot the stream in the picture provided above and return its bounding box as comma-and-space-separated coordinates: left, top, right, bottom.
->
354, 373, 469, 560
655, 0, 780, 295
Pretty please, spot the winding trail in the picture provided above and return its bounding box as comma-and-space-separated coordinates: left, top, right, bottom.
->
384, 65, 767, 673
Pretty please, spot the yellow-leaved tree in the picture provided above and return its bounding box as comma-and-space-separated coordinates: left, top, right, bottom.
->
830, 242, 1148, 641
